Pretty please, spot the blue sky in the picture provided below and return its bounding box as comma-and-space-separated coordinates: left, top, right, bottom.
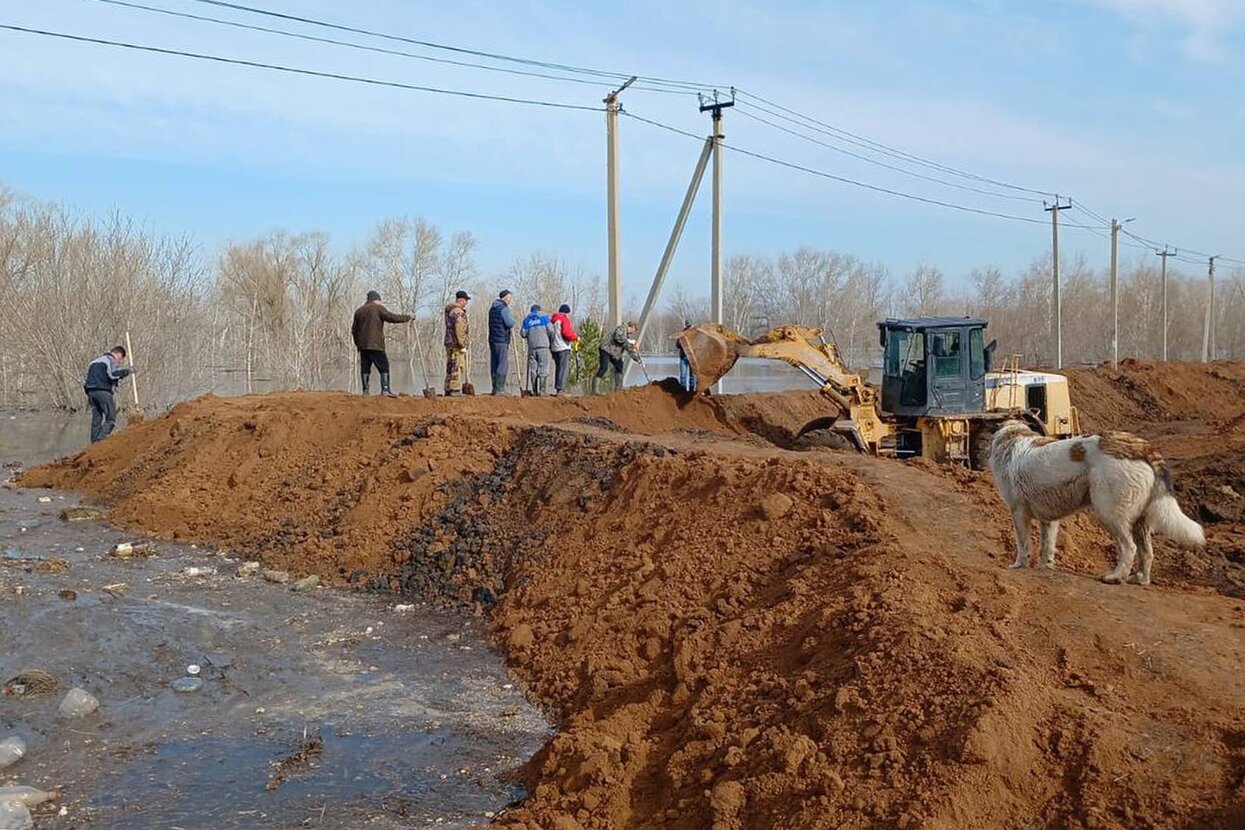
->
1, 0, 1242, 300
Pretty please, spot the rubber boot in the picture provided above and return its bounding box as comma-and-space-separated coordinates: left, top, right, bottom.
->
590, 376, 599, 396
361, 373, 370, 395
380, 372, 396, 398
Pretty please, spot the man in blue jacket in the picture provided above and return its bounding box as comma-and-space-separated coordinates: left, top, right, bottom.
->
83, 345, 135, 443
488, 289, 516, 395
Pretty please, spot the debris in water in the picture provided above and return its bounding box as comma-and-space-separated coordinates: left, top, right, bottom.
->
266, 731, 323, 791
59, 506, 104, 522
58, 687, 100, 718
187, 664, 201, 676
57, 589, 77, 602
2, 549, 41, 562
110, 541, 155, 559
2, 670, 58, 699
291, 575, 319, 593
0, 785, 56, 806
171, 676, 204, 693
36, 496, 52, 504
236, 561, 261, 578
181, 566, 216, 578
0, 735, 27, 770
0, 800, 32, 830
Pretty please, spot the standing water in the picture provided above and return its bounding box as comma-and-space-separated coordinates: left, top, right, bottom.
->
0, 414, 550, 829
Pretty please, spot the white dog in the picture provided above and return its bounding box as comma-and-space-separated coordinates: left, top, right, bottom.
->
989, 420, 1204, 585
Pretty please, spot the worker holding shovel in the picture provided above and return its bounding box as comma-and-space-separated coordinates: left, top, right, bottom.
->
352, 289, 412, 397
592, 320, 643, 394
83, 345, 135, 443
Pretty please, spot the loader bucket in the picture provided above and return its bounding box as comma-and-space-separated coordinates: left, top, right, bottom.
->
676, 323, 748, 390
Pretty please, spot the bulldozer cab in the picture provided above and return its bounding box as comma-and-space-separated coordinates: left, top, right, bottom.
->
879, 317, 989, 417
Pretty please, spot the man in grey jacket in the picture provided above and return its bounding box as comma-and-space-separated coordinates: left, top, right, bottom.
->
519, 304, 556, 396
83, 345, 135, 443
593, 320, 641, 394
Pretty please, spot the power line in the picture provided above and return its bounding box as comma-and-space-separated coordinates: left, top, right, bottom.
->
734, 105, 1039, 204
0, 23, 604, 111
734, 89, 1057, 198
84, 0, 693, 96
624, 110, 1106, 227
184, 0, 721, 93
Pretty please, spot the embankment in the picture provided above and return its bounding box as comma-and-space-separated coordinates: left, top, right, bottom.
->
20, 371, 1245, 829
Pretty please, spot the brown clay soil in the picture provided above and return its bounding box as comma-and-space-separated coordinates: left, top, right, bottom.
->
20, 366, 1245, 830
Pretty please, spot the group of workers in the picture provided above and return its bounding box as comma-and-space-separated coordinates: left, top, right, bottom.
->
80, 288, 650, 442
351, 288, 643, 398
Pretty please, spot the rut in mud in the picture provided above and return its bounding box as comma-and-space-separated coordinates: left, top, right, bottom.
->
19, 365, 1245, 829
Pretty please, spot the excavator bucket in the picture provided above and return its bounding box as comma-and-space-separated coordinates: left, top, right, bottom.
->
676, 323, 749, 390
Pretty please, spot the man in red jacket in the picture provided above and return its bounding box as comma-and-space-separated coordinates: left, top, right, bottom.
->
549, 304, 579, 396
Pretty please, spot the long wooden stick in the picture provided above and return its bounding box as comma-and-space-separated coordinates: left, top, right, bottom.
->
124, 330, 140, 408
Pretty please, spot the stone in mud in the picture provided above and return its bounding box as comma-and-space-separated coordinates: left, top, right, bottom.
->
291, 575, 320, 593
59, 506, 104, 522
262, 569, 290, 585
759, 492, 794, 521
58, 687, 100, 718
236, 561, 261, 578
110, 541, 156, 559
171, 676, 204, 693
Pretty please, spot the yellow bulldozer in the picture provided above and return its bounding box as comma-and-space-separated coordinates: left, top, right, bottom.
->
678, 317, 1080, 469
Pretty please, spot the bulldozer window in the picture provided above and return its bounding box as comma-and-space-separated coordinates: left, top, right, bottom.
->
931, 331, 962, 378
969, 329, 985, 379
885, 330, 924, 377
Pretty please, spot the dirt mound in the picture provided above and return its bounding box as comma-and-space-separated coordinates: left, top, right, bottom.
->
20, 379, 1245, 828
1063, 360, 1245, 433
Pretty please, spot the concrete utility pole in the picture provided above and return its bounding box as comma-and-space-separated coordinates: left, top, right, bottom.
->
604, 76, 635, 331
633, 138, 715, 352
1044, 198, 1072, 368
1202, 255, 1219, 363
699, 92, 733, 333
1110, 219, 1121, 369
1157, 247, 1174, 361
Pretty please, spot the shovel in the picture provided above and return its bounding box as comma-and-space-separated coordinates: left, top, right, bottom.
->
124, 330, 145, 423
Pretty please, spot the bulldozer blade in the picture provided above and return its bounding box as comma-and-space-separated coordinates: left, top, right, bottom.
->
676, 323, 749, 390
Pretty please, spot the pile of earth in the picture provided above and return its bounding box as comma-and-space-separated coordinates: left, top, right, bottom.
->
20, 373, 1245, 829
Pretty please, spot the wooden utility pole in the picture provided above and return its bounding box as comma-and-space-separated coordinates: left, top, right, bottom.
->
604, 76, 635, 331
1202, 255, 1219, 362
1157, 247, 1174, 361
1044, 198, 1072, 368
1110, 219, 1121, 369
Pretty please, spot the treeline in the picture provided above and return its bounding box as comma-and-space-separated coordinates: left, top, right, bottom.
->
1, 186, 1242, 409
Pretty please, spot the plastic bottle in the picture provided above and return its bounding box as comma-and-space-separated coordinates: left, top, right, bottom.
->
0, 801, 33, 830
0, 785, 53, 806
58, 687, 100, 718
0, 736, 26, 770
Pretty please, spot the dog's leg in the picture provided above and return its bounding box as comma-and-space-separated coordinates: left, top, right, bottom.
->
1100, 528, 1137, 584
1128, 521, 1153, 585
1038, 520, 1059, 570
1008, 508, 1032, 569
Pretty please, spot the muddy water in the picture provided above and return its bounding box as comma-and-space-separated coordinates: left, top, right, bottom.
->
0, 436, 550, 828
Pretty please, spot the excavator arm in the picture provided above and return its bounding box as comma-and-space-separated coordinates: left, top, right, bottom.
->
676, 323, 888, 450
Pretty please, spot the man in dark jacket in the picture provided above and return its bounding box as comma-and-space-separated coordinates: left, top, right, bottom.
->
487, 289, 516, 395
83, 345, 135, 443
352, 290, 412, 397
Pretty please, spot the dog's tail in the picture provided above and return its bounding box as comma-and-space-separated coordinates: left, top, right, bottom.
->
1146, 461, 1205, 548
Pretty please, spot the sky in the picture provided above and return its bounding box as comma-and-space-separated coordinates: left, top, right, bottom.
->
1, 0, 1243, 302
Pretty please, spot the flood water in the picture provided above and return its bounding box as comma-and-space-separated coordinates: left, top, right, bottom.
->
0, 427, 551, 828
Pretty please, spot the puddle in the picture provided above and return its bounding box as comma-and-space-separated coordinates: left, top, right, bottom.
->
0, 444, 549, 828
